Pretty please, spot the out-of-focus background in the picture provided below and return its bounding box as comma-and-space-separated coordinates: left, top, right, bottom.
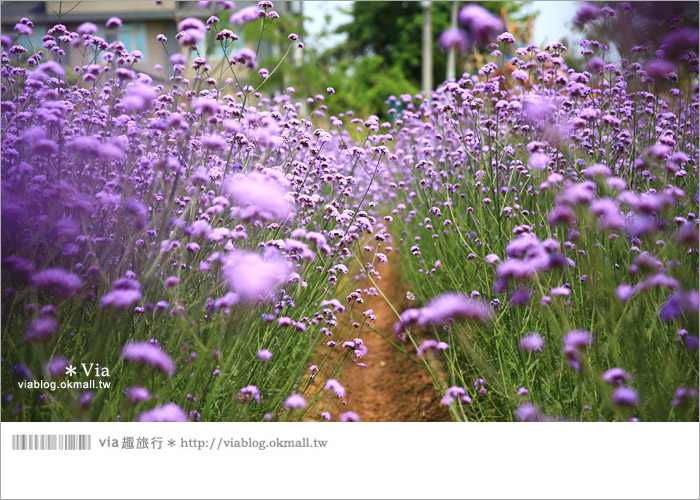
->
2, 1, 697, 117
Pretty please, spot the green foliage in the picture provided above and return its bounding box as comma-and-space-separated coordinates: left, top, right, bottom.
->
332, 2, 451, 87
332, 2, 524, 86
325, 55, 420, 118
257, 1, 528, 119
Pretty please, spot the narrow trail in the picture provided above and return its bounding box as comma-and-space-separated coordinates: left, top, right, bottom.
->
310, 262, 450, 422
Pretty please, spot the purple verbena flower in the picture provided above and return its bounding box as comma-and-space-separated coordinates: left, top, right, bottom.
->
257, 349, 273, 361
602, 367, 633, 386
121, 341, 176, 377
459, 4, 504, 45
611, 386, 640, 407
439, 27, 471, 52
137, 403, 189, 422
224, 171, 292, 220
124, 386, 151, 403
237, 385, 261, 404
30, 268, 81, 297
221, 250, 289, 302
339, 411, 360, 422
324, 379, 346, 398
284, 393, 306, 409
24, 316, 59, 342
519, 332, 545, 352
515, 402, 540, 421
45, 356, 70, 378
105, 17, 122, 29
417, 293, 492, 326
229, 5, 263, 24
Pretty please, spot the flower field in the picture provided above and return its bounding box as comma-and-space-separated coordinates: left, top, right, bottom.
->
1, 2, 698, 423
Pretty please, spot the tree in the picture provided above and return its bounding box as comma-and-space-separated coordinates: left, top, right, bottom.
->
329, 2, 526, 87
258, 2, 530, 119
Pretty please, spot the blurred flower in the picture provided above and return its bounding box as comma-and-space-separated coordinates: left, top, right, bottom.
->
602, 367, 633, 386
221, 250, 289, 302
515, 402, 540, 421
417, 293, 492, 326
257, 349, 273, 361
121, 82, 157, 113
99, 278, 142, 310
124, 386, 151, 403
563, 330, 594, 372
24, 316, 59, 342
105, 17, 122, 28
45, 356, 70, 378
31, 268, 81, 298
611, 387, 640, 407
232, 47, 258, 69
645, 59, 674, 81
564, 330, 594, 349
573, 2, 601, 25
587, 57, 605, 73
511, 69, 529, 82
121, 341, 176, 377
324, 379, 346, 398
485, 253, 500, 264
284, 394, 306, 409
79, 391, 93, 406
229, 5, 263, 24
670, 387, 698, 407
164, 276, 180, 288
660, 27, 699, 60
519, 333, 545, 352
339, 411, 360, 422
658, 291, 699, 321
177, 17, 206, 46
439, 27, 470, 52
137, 403, 189, 422
77, 22, 98, 35
458, 4, 504, 45
224, 171, 292, 220
416, 339, 449, 357
13, 364, 33, 380
615, 284, 634, 302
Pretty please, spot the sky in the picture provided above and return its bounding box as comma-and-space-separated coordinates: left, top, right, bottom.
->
303, 1, 583, 50
302, 1, 354, 50
523, 1, 581, 45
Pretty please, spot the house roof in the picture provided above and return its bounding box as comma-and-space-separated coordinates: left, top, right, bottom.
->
0, 1, 259, 26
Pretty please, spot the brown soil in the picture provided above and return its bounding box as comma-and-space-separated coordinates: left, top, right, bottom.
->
307, 262, 450, 422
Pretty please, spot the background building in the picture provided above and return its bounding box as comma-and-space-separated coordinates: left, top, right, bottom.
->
1, 1, 302, 83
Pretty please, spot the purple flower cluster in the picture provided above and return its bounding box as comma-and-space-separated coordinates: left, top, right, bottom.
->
440, 386, 473, 406
323, 379, 346, 398
1, 3, 407, 423
137, 403, 189, 422
1, 2, 697, 424
388, 6, 697, 421
394, 293, 492, 337
518, 333, 545, 353
458, 4, 504, 46
562, 330, 594, 372
124, 386, 151, 403
284, 394, 306, 409
121, 342, 176, 377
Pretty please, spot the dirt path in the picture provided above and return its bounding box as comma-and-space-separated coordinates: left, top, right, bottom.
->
310, 262, 450, 422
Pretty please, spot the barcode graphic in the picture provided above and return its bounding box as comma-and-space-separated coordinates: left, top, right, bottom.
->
12, 434, 91, 450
